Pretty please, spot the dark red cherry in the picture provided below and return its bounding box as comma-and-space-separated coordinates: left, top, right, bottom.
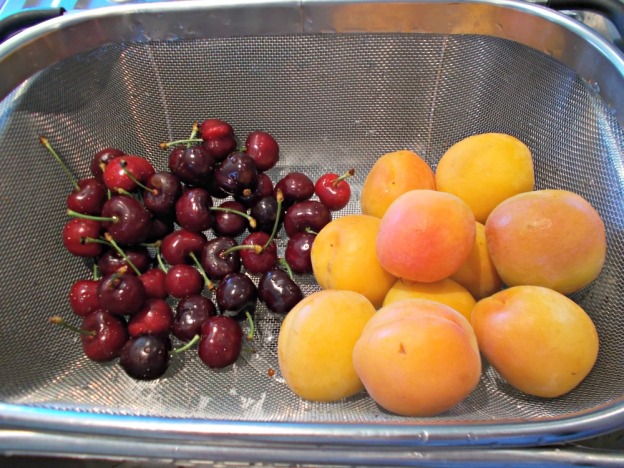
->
103, 155, 155, 193
127, 298, 173, 338
146, 215, 175, 242
200, 237, 241, 281
258, 267, 304, 315
160, 229, 207, 265
203, 135, 237, 161
98, 271, 146, 316
173, 294, 217, 342
139, 268, 168, 299
66, 178, 107, 215
284, 231, 315, 274
165, 264, 204, 299
198, 315, 243, 368
143, 171, 183, 217
90, 147, 124, 182
249, 195, 281, 234
97, 246, 152, 276
120, 335, 171, 380
245, 131, 279, 172
234, 171, 274, 208
284, 200, 332, 237
81, 310, 128, 362
62, 218, 103, 257
274, 172, 314, 208
101, 195, 151, 245
240, 231, 277, 274
168, 145, 216, 187
314, 169, 354, 211
68, 279, 100, 317
214, 151, 259, 196
175, 187, 213, 233
212, 200, 250, 237
215, 272, 257, 321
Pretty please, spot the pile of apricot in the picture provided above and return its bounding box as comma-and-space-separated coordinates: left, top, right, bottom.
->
278, 132, 605, 416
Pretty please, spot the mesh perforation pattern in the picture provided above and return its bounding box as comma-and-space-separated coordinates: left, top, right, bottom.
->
0, 33, 623, 424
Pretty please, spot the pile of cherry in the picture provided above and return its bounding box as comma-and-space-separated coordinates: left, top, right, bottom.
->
47, 118, 354, 380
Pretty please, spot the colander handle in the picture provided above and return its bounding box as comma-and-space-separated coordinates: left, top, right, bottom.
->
0, 8, 65, 43
546, 0, 624, 46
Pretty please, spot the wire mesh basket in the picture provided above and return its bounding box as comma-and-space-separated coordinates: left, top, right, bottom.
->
0, 0, 623, 464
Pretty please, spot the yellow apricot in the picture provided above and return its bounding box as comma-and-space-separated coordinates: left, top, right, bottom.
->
435, 133, 534, 223
383, 277, 476, 321
471, 286, 599, 398
353, 298, 481, 416
278, 290, 376, 402
485, 189, 606, 294
451, 222, 503, 300
376, 190, 475, 283
311, 214, 396, 308
361, 149, 435, 218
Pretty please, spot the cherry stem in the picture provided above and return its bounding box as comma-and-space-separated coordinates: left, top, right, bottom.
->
245, 311, 255, 341
39, 136, 80, 191
92, 262, 100, 281
263, 188, 283, 250
278, 258, 295, 281
156, 247, 168, 273
304, 227, 318, 235
118, 160, 156, 194
159, 138, 203, 149
172, 334, 200, 354
106, 233, 142, 275
221, 243, 263, 257
83, 236, 141, 276
188, 251, 215, 290
187, 122, 199, 149
49, 316, 96, 336
67, 209, 117, 224
210, 206, 257, 229
332, 168, 355, 187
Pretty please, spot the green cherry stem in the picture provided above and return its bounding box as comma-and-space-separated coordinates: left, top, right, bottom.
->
49, 316, 96, 336
172, 334, 200, 354
83, 234, 142, 276
187, 122, 199, 149
263, 188, 284, 250
221, 243, 263, 258
278, 258, 295, 281
119, 160, 156, 194
245, 311, 255, 341
332, 168, 355, 187
159, 138, 203, 150
210, 206, 257, 229
304, 227, 318, 235
39, 136, 80, 191
67, 209, 117, 223
188, 251, 215, 291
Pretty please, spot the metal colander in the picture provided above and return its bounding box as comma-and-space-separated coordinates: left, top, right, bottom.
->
1, 0, 624, 464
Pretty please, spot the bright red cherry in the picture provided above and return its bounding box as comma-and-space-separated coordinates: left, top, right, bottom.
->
127, 298, 174, 338
68, 279, 100, 317
165, 264, 204, 299
139, 268, 168, 299
314, 168, 354, 211
62, 218, 103, 257
103, 155, 155, 193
